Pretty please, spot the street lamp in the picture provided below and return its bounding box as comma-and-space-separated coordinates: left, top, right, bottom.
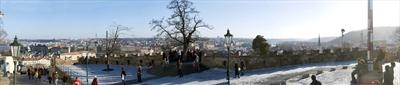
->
224, 29, 233, 85
10, 36, 21, 85
10, 36, 21, 57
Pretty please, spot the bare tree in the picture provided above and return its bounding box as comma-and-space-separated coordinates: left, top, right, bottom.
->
150, 0, 211, 61
394, 27, 400, 54
0, 12, 8, 43
0, 28, 7, 43
103, 24, 130, 71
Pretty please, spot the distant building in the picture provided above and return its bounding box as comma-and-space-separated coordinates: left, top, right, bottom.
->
2, 56, 15, 73
60, 51, 96, 60
29, 44, 49, 57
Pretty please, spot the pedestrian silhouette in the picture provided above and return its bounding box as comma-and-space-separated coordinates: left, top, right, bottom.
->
91, 76, 98, 85
310, 75, 321, 85
234, 63, 240, 78
121, 67, 126, 85
137, 65, 143, 83
177, 60, 183, 78
384, 65, 394, 85
73, 77, 81, 85
240, 61, 245, 76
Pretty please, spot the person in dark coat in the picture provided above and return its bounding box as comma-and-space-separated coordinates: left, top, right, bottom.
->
27, 68, 31, 79
240, 61, 246, 76
234, 63, 240, 78
62, 74, 68, 85
384, 65, 393, 85
47, 73, 52, 84
137, 65, 143, 83
390, 62, 395, 74
310, 75, 321, 85
120, 67, 126, 85
198, 50, 203, 64
91, 76, 98, 85
177, 60, 183, 78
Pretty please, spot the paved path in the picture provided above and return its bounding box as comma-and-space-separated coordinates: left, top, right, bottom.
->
0, 77, 10, 85
15, 74, 66, 85
111, 76, 162, 85
0, 72, 10, 85
15, 74, 49, 85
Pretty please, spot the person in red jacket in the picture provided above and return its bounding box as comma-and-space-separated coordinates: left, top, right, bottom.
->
73, 77, 81, 85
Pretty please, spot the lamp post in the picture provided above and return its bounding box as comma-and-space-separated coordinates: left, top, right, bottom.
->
85, 42, 90, 85
10, 36, 21, 85
341, 28, 345, 52
224, 29, 233, 85
13, 60, 16, 85
366, 0, 373, 72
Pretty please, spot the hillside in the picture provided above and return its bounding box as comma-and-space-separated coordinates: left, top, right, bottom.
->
328, 26, 400, 46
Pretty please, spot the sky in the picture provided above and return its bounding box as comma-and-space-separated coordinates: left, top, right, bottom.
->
0, 0, 399, 39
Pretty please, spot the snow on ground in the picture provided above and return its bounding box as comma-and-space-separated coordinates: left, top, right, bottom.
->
58, 64, 154, 85
143, 61, 356, 85
59, 61, 398, 85
287, 65, 355, 85
288, 62, 400, 85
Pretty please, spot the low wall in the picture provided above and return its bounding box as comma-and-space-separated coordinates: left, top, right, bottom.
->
201, 50, 371, 70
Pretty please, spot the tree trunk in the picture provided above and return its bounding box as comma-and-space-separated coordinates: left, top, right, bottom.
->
182, 42, 189, 62
106, 56, 110, 70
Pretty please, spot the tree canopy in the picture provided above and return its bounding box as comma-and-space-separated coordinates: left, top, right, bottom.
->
252, 35, 270, 56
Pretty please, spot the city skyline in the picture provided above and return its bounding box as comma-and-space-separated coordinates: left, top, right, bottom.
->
1, 0, 399, 39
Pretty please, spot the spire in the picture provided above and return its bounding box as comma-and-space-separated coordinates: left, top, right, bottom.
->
318, 34, 321, 47
10, 35, 21, 46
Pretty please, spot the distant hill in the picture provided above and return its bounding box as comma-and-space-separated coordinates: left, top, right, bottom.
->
267, 26, 400, 49
267, 39, 307, 45
328, 26, 400, 46
307, 37, 337, 42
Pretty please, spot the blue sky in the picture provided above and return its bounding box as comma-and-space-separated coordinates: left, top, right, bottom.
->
1, 0, 399, 39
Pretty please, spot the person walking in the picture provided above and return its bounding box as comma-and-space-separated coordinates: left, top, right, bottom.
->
91, 76, 98, 85
53, 71, 59, 85
137, 65, 143, 83
34, 69, 39, 80
120, 67, 126, 85
195, 54, 200, 72
177, 60, 183, 78
62, 74, 68, 85
390, 62, 395, 76
234, 63, 240, 78
73, 77, 81, 85
47, 72, 52, 84
27, 68, 31, 80
240, 61, 246, 76
38, 69, 42, 80
310, 75, 321, 85
384, 65, 393, 85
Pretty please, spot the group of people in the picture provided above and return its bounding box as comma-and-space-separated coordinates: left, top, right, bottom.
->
233, 61, 246, 78
70, 76, 98, 85
161, 50, 204, 78
120, 63, 144, 85
383, 62, 396, 85
351, 60, 397, 85
26, 67, 48, 81
250, 62, 396, 85
164, 50, 203, 63
46, 71, 58, 85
